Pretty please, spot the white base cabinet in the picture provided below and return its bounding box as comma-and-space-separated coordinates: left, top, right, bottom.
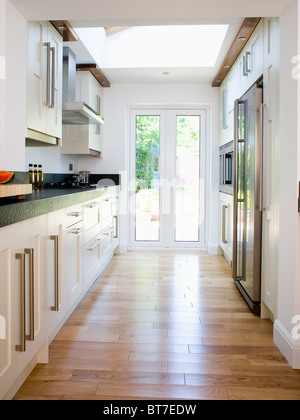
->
0, 216, 48, 400
0, 188, 119, 399
219, 192, 233, 265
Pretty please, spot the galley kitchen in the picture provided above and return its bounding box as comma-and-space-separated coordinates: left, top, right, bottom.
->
1, 0, 300, 401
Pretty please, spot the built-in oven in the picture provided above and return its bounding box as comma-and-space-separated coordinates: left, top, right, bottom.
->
219, 140, 234, 195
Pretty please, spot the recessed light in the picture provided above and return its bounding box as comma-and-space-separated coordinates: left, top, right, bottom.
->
59, 26, 67, 31
162, 72, 170, 75
239, 37, 247, 42
224, 65, 230, 69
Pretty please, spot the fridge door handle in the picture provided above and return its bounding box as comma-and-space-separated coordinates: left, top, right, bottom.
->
260, 103, 267, 212
232, 99, 240, 280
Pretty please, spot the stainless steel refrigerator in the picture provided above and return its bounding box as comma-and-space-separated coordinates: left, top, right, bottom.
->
232, 80, 263, 315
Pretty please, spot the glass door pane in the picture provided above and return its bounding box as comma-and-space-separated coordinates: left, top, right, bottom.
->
175, 115, 201, 242
135, 115, 160, 242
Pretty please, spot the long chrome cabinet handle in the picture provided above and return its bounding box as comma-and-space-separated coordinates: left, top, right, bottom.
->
87, 237, 106, 251
43, 42, 51, 107
15, 254, 26, 352
232, 99, 240, 280
50, 46, 56, 109
222, 205, 228, 244
50, 235, 59, 312
260, 103, 267, 212
25, 248, 35, 342
113, 215, 119, 239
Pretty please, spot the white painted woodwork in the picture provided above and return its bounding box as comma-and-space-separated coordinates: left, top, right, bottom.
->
219, 192, 233, 264
27, 21, 62, 140
261, 18, 280, 318
61, 71, 103, 155
0, 187, 119, 399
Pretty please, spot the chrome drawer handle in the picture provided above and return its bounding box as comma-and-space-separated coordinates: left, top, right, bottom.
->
70, 227, 84, 235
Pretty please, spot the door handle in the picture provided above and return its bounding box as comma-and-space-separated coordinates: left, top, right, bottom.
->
15, 254, 26, 352
50, 235, 59, 312
260, 103, 267, 212
43, 42, 51, 106
25, 249, 35, 342
222, 205, 228, 244
50, 46, 56, 109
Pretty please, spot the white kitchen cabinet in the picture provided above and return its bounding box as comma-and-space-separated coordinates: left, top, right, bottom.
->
62, 205, 84, 309
0, 187, 119, 398
260, 18, 280, 318
219, 192, 233, 265
0, 216, 48, 400
27, 21, 63, 143
0, 224, 21, 400
47, 209, 66, 339
237, 20, 264, 98
83, 190, 119, 291
61, 71, 103, 156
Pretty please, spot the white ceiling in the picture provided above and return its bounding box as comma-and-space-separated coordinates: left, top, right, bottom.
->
65, 19, 243, 84
9, 0, 292, 23
9, 0, 293, 84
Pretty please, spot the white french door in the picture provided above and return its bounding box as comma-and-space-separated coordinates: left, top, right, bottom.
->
129, 108, 206, 248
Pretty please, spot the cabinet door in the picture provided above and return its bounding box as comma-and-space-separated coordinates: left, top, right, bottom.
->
247, 21, 264, 86
19, 217, 48, 369
0, 225, 21, 400
46, 22, 63, 138
261, 18, 280, 317
27, 21, 48, 135
63, 206, 83, 308
219, 193, 233, 264
47, 210, 66, 340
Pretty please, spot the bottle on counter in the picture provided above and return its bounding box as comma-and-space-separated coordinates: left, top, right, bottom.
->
33, 164, 38, 191
38, 164, 43, 190
29, 164, 34, 185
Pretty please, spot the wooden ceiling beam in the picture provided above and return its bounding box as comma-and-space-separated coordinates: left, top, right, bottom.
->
76, 63, 111, 88
211, 17, 261, 87
50, 20, 78, 42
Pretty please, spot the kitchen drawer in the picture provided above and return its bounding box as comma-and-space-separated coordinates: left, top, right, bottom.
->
83, 199, 101, 231
65, 204, 83, 228
83, 223, 102, 247
102, 214, 113, 231
83, 235, 102, 291
100, 225, 114, 258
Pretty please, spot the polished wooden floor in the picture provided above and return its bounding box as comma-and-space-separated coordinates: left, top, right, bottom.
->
14, 251, 300, 400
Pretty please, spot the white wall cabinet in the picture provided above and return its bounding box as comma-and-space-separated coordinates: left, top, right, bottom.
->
61, 71, 104, 156
27, 21, 63, 143
237, 20, 264, 98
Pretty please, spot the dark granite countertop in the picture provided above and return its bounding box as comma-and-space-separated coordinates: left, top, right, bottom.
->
0, 186, 119, 229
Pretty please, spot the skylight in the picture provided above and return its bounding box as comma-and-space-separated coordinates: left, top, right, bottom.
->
101, 25, 229, 69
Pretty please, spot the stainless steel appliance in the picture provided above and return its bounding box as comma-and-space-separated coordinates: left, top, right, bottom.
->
232, 80, 263, 315
219, 141, 234, 195
62, 47, 104, 126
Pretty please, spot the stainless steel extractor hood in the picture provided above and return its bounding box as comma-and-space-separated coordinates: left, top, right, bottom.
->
62, 47, 104, 126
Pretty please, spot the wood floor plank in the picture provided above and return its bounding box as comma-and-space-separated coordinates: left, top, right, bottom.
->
13, 251, 300, 401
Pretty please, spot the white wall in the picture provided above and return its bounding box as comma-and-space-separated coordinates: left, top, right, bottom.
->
78, 82, 219, 253
25, 146, 79, 174
274, 0, 300, 368
4, 1, 27, 171
0, 0, 6, 170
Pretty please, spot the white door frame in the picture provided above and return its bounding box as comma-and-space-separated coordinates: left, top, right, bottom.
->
126, 104, 210, 250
